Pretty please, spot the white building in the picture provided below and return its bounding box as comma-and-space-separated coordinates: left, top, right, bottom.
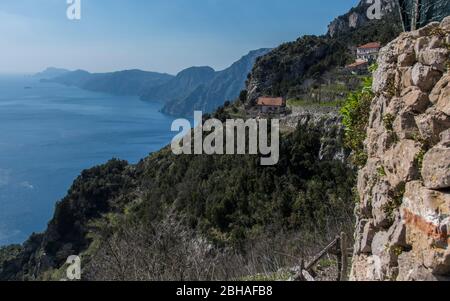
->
356, 42, 381, 62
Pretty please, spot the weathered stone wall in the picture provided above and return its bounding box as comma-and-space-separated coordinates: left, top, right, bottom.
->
351, 17, 450, 281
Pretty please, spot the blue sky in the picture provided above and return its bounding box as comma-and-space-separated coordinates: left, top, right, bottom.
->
0, 0, 359, 74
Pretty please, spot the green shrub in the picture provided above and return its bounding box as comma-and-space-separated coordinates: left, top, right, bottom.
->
340, 75, 374, 167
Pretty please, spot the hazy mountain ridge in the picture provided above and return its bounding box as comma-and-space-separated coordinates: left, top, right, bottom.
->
140, 66, 216, 104
33, 67, 70, 80
38, 49, 270, 116
42, 69, 174, 97
160, 48, 271, 116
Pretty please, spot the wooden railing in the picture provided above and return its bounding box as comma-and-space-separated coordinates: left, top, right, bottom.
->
292, 232, 351, 281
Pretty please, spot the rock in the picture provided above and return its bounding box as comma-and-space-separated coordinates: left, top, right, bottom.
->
422, 143, 450, 189
401, 181, 450, 275
397, 252, 438, 281
352, 23, 450, 281
383, 140, 421, 189
423, 241, 450, 273
403, 181, 450, 218
441, 16, 450, 31
418, 48, 449, 72
429, 36, 443, 49
378, 40, 399, 65
371, 181, 393, 228
386, 96, 404, 116
354, 219, 368, 255
357, 161, 379, 218
436, 86, 450, 116
415, 108, 450, 145
414, 37, 429, 57
400, 67, 413, 90
411, 63, 442, 92
429, 75, 449, 104
440, 129, 450, 143
348, 12, 365, 29
401, 88, 430, 113
417, 22, 440, 37
371, 231, 389, 257
393, 109, 420, 139
373, 67, 396, 95
350, 254, 383, 281
387, 217, 408, 249
366, 128, 396, 158
398, 53, 416, 67
361, 221, 376, 254
368, 94, 389, 129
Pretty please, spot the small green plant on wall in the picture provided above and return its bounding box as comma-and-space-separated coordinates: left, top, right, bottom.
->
340, 65, 376, 167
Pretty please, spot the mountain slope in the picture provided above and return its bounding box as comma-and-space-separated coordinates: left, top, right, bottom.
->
140, 66, 216, 103
43, 69, 174, 96
33, 67, 70, 80
160, 48, 271, 116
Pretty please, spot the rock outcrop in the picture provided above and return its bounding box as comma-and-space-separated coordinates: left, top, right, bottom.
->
351, 18, 450, 281
327, 0, 397, 38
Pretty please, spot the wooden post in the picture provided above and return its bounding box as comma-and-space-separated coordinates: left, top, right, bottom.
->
302, 269, 315, 282
336, 237, 342, 281
340, 232, 349, 281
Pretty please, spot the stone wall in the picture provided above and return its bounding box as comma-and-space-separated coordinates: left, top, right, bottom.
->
351, 17, 450, 281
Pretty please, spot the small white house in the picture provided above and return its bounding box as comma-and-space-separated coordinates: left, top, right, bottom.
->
356, 42, 381, 62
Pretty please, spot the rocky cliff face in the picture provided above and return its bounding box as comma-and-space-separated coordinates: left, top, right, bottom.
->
327, 0, 397, 38
351, 18, 450, 281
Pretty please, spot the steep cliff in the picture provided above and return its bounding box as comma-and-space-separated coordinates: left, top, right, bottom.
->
351, 18, 450, 281
245, 2, 402, 105
327, 0, 397, 38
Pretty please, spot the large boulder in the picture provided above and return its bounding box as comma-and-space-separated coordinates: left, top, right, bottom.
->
429, 74, 449, 104
415, 108, 450, 145
361, 221, 376, 254
411, 63, 442, 92
393, 109, 420, 139
422, 141, 450, 190
383, 140, 421, 189
401, 87, 430, 113
401, 181, 450, 275
418, 48, 449, 72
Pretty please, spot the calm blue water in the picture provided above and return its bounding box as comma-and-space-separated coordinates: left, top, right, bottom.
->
0, 75, 178, 246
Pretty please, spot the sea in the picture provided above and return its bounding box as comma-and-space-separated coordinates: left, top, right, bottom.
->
0, 74, 179, 246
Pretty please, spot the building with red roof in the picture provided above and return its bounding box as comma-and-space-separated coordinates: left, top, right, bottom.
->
356, 42, 381, 62
256, 97, 286, 114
